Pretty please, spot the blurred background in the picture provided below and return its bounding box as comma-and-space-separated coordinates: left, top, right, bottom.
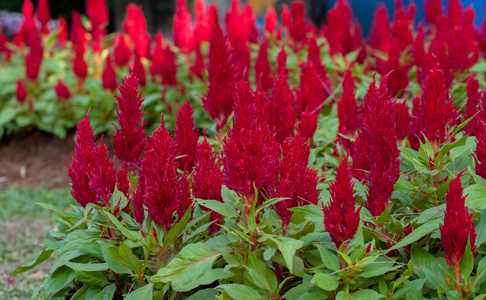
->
0, 0, 485, 37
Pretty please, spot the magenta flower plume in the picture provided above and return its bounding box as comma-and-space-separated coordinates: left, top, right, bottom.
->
149, 31, 164, 78
352, 74, 400, 217
70, 11, 87, 51
264, 6, 277, 35
295, 62, 330, 117
173, 0, 194, 53
440, 171, 476, 278
86, 0, 109, 53
223, 82, 280, 202
132, 53, 146, 87
298, 109, 318, 142
140, 118, 192, 230
337, 69, 359, 149
194, 0, 210, 44
474, 128, 486, 180
54, 79, 71, 101
464, 72, 482, 136
193, 137, 224, 234
102, 55, 117, 92
160, 46, 178, 86
266, 72, 296, 144
276, 46, 288, 75
72, 46, 87, 82
114, 33, 132, 67
123, 4, 150, 57
112, 72, 146, 170
408, 62, 457, 151
36, 0, 50, 35
202, 23, 236, 131
424, 0, 442, 24
289, 1, 306, 46
254, 39, 273, 90
175, 101, 199, 171
369, 5, 390, 51
68, 113, 116, 208
275, 132, 318, 227
16, 80, 27, 103
323, 155, 360, 249
190, 44, 205, 80
394, 100, 411, 141
324, 0, 362, 56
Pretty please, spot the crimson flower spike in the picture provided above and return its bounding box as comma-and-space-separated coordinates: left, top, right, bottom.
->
254, 38, 272, 90
336, 69, 359, 151
193, 135, 224, 235
16, 80, 27, 103
194, 0, 210, 44
36, 0, 50, 35
202, 23, 236, 131
86, 0, 109, 53
323, 155, 360, 251
102, 54, 117, 92
54, 79, 71, 102
140, 117, 192, 230
173, 0, 195, 53
352, 74, 400, 217
112, 71, 147, 171
440, 170, 476, 283
464, 71, 481, 136
58, 16, 67, 49
175, 100, 200, 172
123, 4, 150, 58
113, 33, 132, 67
474, 127, 486, 180
264, 6, 277, 35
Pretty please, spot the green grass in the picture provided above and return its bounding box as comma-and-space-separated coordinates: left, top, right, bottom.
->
0, 187, 73, 299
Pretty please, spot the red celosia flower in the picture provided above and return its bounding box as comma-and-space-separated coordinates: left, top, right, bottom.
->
140, 118, 192, 229
36, 0, 50, 35
324, 0, 362, 56
114, 33, 132, 67
54, 79, 71, 101
336, 69, 359, 150
289, 1, 306, 46
277, 46, 288, 75
112, 72, 146, 170
175, 101, 199, 171
254, 39, 273, 90
275, 132, 318, 227
102, 55, 117, 92
464, 72, 481, 136
173, 0, 194, 53
194, 0, 211, 45
474, 128, 486, 180
440, 170, 476, 280
281, 4, 291, 30
123, 4, 151, 57
68, 113, 116, 208
70, 11, 87, 51
408, 62, 457, 152
352, 74, 400, 217
193, 137, 224, 234
20, 0, 38, 48
264, 6, 277, 35
72, 46, 87, 82
132, 53, 146, 87
298, 108, 318, 142
390, 0, 415, 52
266, 72, 296, 144
223, 82, 280, 202
369, 4, 390, 51
190, 43, 205, 80
149, 31, 164, 78
323, 155, 360, 249
16, 80, 27, 103
295, 62, 330, 116
202, 23, 236, 131
208, 4, 219, 30
25, 40, 43, 81
160, 46, 177, 86
86, 0, 109, 53
394, 100, 411, 141
424, 0, 442, 24
58, 16, 67, 49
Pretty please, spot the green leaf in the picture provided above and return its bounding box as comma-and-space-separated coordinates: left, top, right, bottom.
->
218, 284, 263, 300
110, 186, 128, 212
221, 185, 239, 207
75, 270, 110, 288
99, 241, 131, 274
465, 184, 486, 210
185, 288, 219, 300
103, 211, 140, 241
411, 247, 445, 287
288, 205, 324, 224
311, 273, 339, 291
44, 266, 77, 297
472, 257, 486, 289
165, 206, 193, 248
270, 236, 304, 274
460, 237, 474, 279
0, 106, 19, 126
124, 283, 154, 300
90, 284, 116, 300
315, 244, 340, 272
59, 260, 110, 271
246, 251, 278, 292
117, 242, 142, 275
387, 218, 441, 252
453, 114, 477, 135
152, 242, 222, 292
195, 198, 238, 217
477, 211, 486, 248
436, 135, 468, 162
256, 197, 287, 213
351, 289, 385, 299
10, 249, 54, 277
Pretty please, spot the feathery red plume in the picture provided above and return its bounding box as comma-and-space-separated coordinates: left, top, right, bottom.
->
254, 39, 273, 90
54, 79, 71, 101
113, 33, 132, 67
298, 108, 318, 142
123, 4, 151, 57
464, 72, 481, 135
173, 0, 195, 53
58, 16, 67, 49
266, 72, 296, 144
86, 0, 108, 53
194, 0, 211, 44
16, 80, 27, 103
323, 155, 360, 249
36, 0, 50, 35
132, 53, 146, 87
175, 101, 199, 171
102, 55, 117, 92
264, 6, 277, 35
337, 69, 359, 146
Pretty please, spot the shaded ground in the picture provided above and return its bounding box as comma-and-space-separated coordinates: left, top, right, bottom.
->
0, 131, 76, 189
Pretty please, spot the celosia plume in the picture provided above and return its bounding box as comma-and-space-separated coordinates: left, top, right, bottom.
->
132, 53, 146, 87
254, 39, 272, 90
54, 79, 71, 101
289, 1, 306, 47
336, 69, 359, 149
36, 0, 50, 35
190, 44, 205, 80
16, 80, 27, 103
102, 55, 117, 92
464, 72, 482, 136
194, 0, 211, 44
20, 0, 37, 48
173, 0, 195, 53
72, 46, 88, 82
352, 75, 400, 217
202, 23, 236, 131
323, 155, 360, 249
175, 101, 199, 171
276, 46, 288, 75
123, 4, 151, 57
113, 33, 132, 67
264, 6, 277, 35
324, 0, 362, 56
149, 31, 164, 78
394, 100, 411, 141
25, 40, 43, 81
160, 46, 177, 86
112, 72, 146, 170
58, 16, 68, 49
140, 118, 192, 230
193, 136, 224, 234
70, 12, 87, 51
440, 170, 476, 281
474, 128, 486, 180
298, 109, 319, 142
266, 72, 296, 144
86, 0, 109, 53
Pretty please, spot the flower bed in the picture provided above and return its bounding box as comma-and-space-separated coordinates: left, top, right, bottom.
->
8, 0, 486, 299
